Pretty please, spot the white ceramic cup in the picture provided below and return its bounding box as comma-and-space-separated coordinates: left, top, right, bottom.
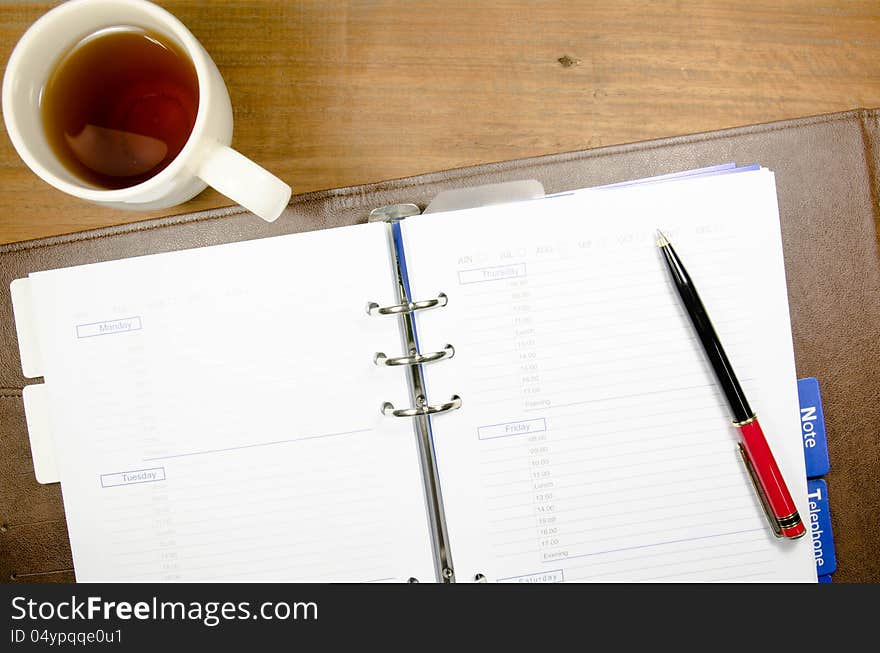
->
2, 0, 291, 222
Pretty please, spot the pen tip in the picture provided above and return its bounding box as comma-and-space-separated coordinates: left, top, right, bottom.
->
655, 229, 670, 248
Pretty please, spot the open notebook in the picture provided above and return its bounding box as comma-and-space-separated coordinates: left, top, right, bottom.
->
10, 166, 816, 582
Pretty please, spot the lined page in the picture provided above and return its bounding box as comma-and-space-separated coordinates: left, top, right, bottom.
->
27, 222, 437, 582
401, 169, 816, 582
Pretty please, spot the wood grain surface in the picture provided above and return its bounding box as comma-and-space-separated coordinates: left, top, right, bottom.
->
1, 0, 879, 243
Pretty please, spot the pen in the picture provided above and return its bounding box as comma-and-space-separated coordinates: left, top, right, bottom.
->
655, 230, 806, 539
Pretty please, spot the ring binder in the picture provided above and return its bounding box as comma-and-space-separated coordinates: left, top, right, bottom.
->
369, 209, 460, 583
374, 345, 455, 367
366, 292, 448, 316
381, 395, 462, 418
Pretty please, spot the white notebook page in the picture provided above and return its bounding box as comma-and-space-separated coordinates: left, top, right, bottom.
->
401, 169, 816, 582
26, 222, 437, 582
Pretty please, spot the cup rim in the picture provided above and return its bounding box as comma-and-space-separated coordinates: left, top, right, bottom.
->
1, 0, 213, 201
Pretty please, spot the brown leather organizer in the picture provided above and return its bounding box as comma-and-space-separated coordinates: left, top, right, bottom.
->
2, 108, 878, 583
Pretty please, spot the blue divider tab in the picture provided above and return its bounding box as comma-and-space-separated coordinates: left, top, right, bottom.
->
807, 478, 837, 576
797, 377, 830, 478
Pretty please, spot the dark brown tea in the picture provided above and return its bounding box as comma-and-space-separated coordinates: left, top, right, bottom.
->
41, 26, 199, 189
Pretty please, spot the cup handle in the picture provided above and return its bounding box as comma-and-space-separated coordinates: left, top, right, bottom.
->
197, 143, 291, 222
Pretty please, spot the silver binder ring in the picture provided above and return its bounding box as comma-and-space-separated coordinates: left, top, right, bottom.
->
366, 293, 448, 316
381, 395, 462, 417
374, 345, 455, 367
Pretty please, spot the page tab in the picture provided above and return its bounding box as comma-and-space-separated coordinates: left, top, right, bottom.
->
22, 383, 59, 484
10, 278, 43, 378
798, 377, 830, 478
424, 180, 544, 214
807, 478, 837, 576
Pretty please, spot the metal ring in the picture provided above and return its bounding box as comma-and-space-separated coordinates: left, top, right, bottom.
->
374, 345, 455, 367
381, 395, 462, 417
366, 293, 447, 316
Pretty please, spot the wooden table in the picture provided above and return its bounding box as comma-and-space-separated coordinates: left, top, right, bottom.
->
2, 0, 879, 244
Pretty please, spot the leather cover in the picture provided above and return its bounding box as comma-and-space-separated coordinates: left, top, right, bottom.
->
2, 108, 878, 583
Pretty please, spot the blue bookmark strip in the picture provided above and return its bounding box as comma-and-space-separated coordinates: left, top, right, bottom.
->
807, 479, 837, 576
797, 377, 830, 478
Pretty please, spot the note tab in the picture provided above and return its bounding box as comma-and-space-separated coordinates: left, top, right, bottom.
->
798, 377, 830, 478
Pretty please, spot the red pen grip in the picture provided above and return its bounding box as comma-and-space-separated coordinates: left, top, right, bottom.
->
738, 418, 806, 538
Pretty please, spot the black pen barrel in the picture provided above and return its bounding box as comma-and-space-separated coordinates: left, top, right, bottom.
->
660, 243, 753, 423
